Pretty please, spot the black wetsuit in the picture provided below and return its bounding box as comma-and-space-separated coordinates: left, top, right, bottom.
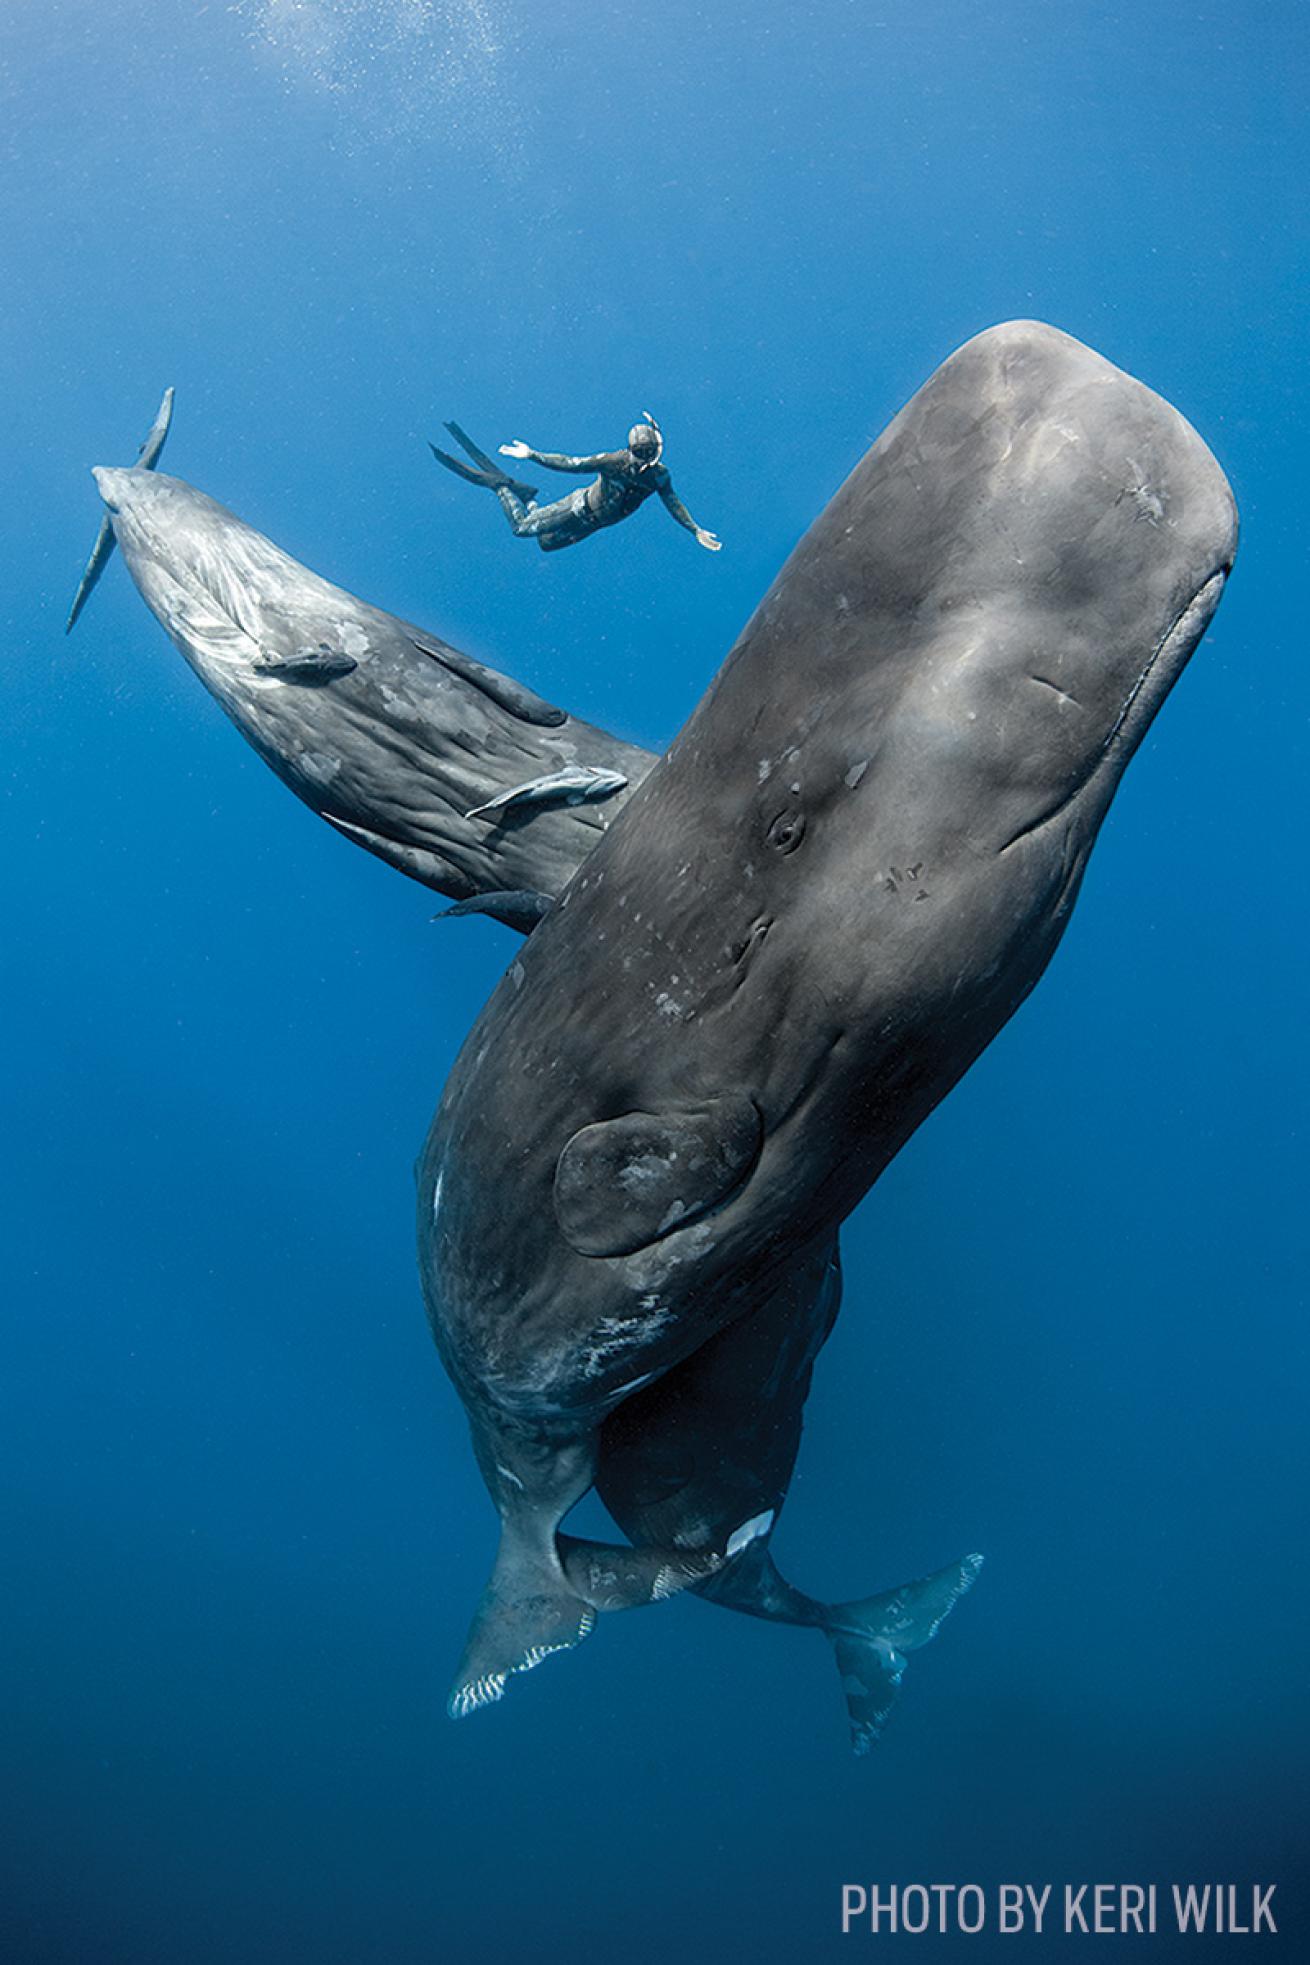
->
497, 449, 703, 552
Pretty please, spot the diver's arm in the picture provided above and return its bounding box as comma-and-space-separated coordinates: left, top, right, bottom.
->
500, 441, 624, 474
657, 475, 722, 551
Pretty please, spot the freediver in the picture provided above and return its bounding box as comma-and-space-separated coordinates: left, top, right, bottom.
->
430, 414, 722, 554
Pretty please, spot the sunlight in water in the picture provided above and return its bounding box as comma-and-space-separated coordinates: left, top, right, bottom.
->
239, 0, 514, 146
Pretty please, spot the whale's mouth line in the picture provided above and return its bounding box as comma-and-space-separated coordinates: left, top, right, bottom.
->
998, 564, 1230, 856
1101, 566, 1228, 753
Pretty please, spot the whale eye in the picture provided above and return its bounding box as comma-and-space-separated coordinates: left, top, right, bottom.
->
765, 808, 806, 854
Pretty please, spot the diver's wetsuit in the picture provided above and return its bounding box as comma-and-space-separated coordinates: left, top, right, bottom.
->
496, 448, 703, 553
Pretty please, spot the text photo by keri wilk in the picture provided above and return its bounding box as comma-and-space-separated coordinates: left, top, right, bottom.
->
839, 1883, 1280, 1937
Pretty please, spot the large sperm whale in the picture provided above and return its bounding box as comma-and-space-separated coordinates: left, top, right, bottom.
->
74, 322, 1236, 1748
417, 321, 1237, 1725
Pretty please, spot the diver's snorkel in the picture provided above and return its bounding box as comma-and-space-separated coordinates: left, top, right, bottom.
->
628, 411, 664, 470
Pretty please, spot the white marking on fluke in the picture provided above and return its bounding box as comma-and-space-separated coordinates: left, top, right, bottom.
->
725, 1509, 775, 1558
448, 1672, 507, 1719
465, 766, 627, 823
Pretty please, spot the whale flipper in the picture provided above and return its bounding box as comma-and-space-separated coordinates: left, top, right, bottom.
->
66, 386, 175, 632
434, 890, 553, 934
408, 631, 567, 729
826, 1553, 984, 1754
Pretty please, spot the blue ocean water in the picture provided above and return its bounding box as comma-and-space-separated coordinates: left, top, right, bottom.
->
3, 2, 1306, 1957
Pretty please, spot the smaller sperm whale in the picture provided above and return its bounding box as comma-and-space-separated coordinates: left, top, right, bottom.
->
74, 459, 655, 909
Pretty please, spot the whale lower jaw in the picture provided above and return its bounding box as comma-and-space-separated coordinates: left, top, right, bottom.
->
1000, 566, 1230, 857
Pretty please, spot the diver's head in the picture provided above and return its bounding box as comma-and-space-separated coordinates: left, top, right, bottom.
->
627, 419, 663, 466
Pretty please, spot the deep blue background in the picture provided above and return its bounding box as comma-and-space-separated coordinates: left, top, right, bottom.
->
3, 2, 1306, 1958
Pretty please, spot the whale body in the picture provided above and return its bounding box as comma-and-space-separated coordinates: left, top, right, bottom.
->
82, 322, 1237, 1747
417, 322, 1237, 1730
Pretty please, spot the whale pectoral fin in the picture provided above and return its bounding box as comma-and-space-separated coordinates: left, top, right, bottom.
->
433, 889, 553, 934
409, 630, 564, 728
447, 1529, 596, 1719
825, 1552, 984, 1755
554, 1094, 763, 1259
322, 814, 468, 892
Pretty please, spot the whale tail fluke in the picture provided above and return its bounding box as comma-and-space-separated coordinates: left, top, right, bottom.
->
66, 386, 175, 633
446, 1531, 597, 1720
447, 1515, 766, 1718
557, 1519, 777, 1611
824, 1551, 983, 1755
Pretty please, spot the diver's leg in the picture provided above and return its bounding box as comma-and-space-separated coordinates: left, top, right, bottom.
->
494, 485, 593, 547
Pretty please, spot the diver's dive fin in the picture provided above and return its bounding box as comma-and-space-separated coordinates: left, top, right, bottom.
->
447, 1530, 596, 1719
434, 889, 553, 934
444, 419, 503, 476
430, 442, 493, 486
431, 425, 538, 501
66, 386, 175, 633
825, 1552, 983, 1755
